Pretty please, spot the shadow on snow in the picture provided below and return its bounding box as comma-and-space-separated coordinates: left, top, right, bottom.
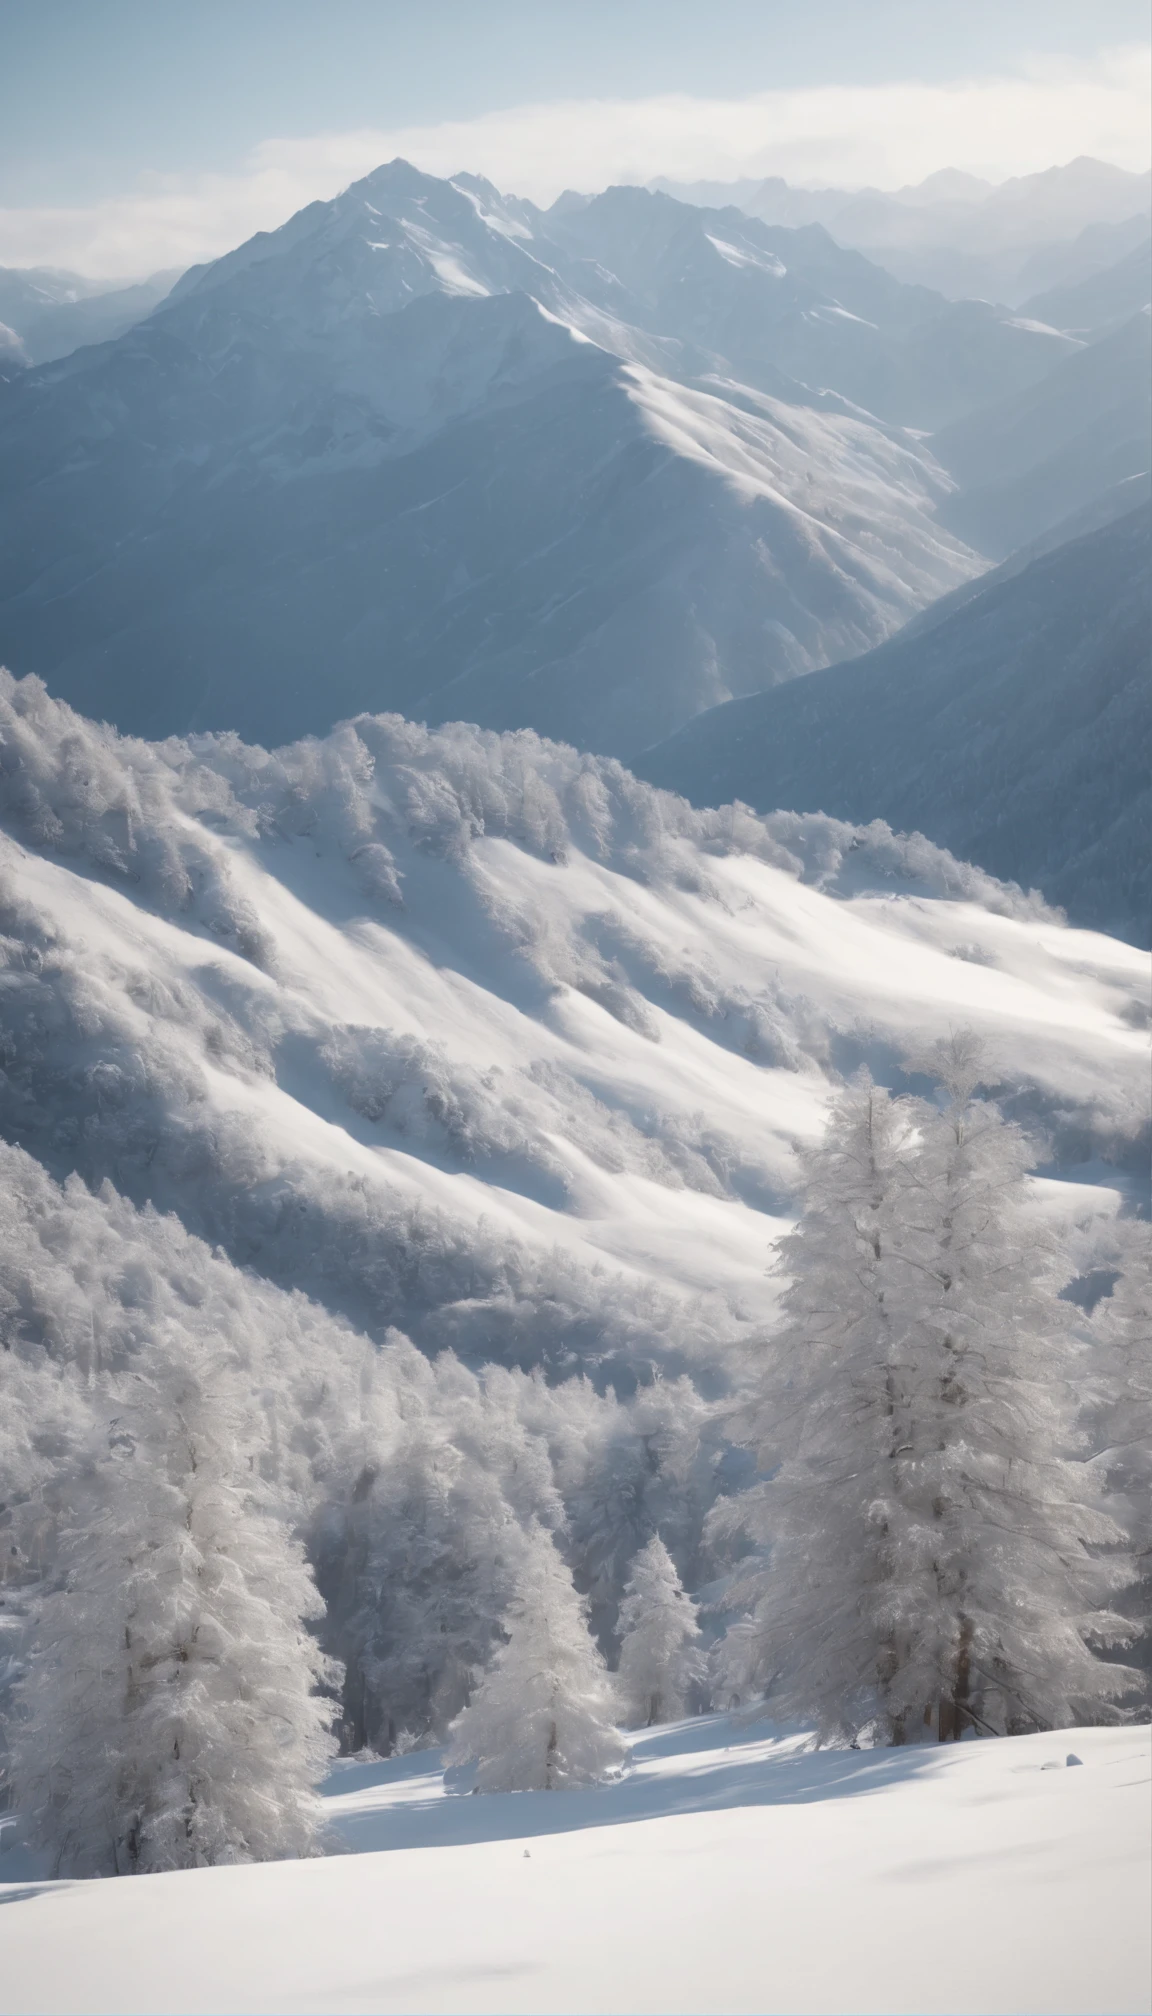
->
320, 1711, 946, 1855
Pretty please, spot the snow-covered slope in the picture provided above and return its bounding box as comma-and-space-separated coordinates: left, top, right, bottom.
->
0, 160, 1017, 756
537, 185, 1077, 427
1, 672, 1145, 1388
639, 505, 1152, 946
2, 1717, 1148, 2015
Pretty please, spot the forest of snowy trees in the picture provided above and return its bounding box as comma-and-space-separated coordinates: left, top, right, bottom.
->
1, 1032, 1146, 1875
0, 676, 1146, 1878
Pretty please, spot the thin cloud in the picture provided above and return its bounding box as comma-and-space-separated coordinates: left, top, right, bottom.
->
2, 45, 1148, 278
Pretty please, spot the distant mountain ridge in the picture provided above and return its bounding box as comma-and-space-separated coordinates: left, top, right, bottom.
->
0, 264, 180, 365
638, 504, 1152, 944
653, 157, 1152, 304
0, 157, 1142, 775
0, 159, 1013, 758
535, 184, 1076, 428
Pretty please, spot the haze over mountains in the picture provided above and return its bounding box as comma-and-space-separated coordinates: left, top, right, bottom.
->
0, 154, 1146, 939
0, 159, 1008, 755
1020, 237, 1151, 339
655, 157, 1152, 304
0, 265, 179, 367
0, 155, 1141, 763
933, 308, 1151, 557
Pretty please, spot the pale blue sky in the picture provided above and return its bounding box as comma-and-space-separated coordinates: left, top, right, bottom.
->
0, 1, 1148, 274
2, 0, 1148, 203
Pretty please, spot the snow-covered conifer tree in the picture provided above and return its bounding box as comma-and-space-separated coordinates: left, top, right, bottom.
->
556, 1374, 709, 1649
713, 1071, 917, 1735
717, 1049, 1138, 1742
447, 1521, 626, 1791
11, 1328, 338, 1875
892, 1035, 1136, 1736
317, 1345, 561, 1753
1088, 1221, 1152, 1692
616, 1535, 704, 1726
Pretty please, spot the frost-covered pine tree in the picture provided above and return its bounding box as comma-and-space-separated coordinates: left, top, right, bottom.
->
713, 1071, 918, 1735
316, 1343, 563, 1754
447, 1521, 626, 1791
11, 1330, 339, 1875
616, 1535, 704, 1726
717, 1048, 1138, 1742
892, 1035, 1137, 1737
1088, 1220, 1152, 1692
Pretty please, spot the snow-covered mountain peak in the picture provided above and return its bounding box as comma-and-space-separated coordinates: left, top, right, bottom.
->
0, 157, 998, 753
167, 164, 551, 344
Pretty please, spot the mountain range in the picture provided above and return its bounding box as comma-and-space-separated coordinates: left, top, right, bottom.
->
654, 157, 1152, 304
0, 158, 1117, 762
0, 156, 1147, 947
1020, 238, 1152, 339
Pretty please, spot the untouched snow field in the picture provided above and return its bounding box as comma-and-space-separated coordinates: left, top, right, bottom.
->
1, 1717, 1148, 2016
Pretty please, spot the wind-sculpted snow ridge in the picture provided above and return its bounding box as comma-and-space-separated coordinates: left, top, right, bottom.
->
1, 670, 1145, 1390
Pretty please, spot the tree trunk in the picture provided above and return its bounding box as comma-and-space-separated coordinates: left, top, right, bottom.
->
950, 1615, 973, 1741
545, 1717, 558, 1789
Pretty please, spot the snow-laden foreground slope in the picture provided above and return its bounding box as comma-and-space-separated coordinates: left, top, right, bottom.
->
1, 673, 1146, 1381
1, 1718, 1148, 2016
